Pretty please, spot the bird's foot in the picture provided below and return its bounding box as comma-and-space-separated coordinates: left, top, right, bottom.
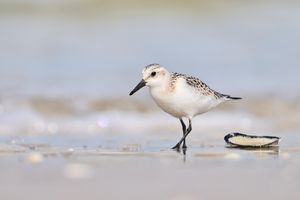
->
171, 144, 187, 156
172, 143, 187, 149
171, 144, 181, 150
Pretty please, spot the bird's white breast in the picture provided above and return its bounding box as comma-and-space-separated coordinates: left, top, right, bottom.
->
149, 78, 222, 118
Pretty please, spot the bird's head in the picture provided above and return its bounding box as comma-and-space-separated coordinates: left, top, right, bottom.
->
129, 63, 170, 96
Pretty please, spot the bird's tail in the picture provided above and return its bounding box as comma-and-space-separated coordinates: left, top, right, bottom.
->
224, 95, 242, 100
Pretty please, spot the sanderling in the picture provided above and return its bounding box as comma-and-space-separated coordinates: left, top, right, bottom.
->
129, 63, 241, 150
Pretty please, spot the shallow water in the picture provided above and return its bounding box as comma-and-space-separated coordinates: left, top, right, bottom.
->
0, 132, 300, 200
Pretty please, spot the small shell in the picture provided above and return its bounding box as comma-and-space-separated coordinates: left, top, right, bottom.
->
224, 133, 280, 148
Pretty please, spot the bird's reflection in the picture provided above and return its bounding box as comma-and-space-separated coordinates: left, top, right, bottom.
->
172, 147, 187, 162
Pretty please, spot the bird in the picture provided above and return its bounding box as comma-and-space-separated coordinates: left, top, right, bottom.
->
129, 63, 241, 150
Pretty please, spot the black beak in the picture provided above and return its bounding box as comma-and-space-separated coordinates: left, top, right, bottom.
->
129, 79, 146, 96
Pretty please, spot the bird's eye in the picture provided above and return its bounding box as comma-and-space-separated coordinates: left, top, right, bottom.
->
151, 72, 157, 77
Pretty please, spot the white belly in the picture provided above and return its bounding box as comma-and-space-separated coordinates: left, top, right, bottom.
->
150, 84, 221, 118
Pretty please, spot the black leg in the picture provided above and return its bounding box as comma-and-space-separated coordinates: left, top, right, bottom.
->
172, 119, 192, 149
180, 119, 187, 149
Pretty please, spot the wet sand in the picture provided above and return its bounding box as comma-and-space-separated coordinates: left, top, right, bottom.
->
1, 133, 299, 200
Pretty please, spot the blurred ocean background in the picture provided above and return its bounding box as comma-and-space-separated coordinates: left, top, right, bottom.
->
1, 2, 300, 200
0, 0, 299, 141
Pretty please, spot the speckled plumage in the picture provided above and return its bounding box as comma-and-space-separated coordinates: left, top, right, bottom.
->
170, 72, 225, 99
